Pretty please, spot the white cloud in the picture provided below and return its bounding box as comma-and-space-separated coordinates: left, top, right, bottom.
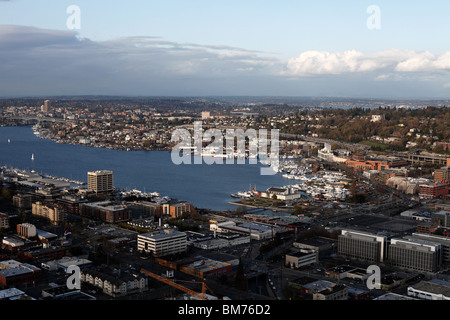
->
286, 49, 450, 76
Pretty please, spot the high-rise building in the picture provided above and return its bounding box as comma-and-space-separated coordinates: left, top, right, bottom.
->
41, 100, 50, 113
87, 170, 114, 193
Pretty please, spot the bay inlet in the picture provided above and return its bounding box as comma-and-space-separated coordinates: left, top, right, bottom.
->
0, 126, 289, 211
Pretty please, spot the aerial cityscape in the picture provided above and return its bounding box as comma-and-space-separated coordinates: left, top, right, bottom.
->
1, 0, 450, 315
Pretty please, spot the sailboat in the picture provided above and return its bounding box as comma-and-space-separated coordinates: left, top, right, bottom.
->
31, 154, 35, 161
7, 139, 10, 144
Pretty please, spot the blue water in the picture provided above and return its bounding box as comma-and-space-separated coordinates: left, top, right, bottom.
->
0, 126, 289, 211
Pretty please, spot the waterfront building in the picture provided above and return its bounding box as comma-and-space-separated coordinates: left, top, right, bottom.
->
162, 202, 196, 219
87, 170, 114, 194
262, 186, 301, 201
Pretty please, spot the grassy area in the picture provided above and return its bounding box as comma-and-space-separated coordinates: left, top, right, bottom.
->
358, 140, 406, 152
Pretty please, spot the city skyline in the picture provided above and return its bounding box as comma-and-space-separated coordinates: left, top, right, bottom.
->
1, 1, 450, 98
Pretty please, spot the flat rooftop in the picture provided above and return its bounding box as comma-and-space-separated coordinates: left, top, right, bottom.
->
139, 229, 186, 240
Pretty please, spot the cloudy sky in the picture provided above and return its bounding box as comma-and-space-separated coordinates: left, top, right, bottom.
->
1, 0, 450, 98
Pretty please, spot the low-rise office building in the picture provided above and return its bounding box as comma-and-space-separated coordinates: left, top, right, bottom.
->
137, 229, 187, 257
285, 249, 318, 269
388, 238, 442, 273
338, 229, 388, 263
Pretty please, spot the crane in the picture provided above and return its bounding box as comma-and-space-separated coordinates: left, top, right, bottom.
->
140, 268, 217, 300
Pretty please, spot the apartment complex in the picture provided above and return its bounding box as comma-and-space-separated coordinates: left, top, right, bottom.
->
137, 229, 187, 257
80, 201, 131, 223
13, 194, 33, 210
162, 202, 196, 219
87, 170, 114, 193
80, 266, 148, 298
32, 201, 67, 225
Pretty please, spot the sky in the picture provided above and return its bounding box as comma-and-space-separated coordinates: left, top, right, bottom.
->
1, 0, 450, 99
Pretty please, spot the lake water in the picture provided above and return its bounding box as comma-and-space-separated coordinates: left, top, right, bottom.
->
0, 126, 290, 211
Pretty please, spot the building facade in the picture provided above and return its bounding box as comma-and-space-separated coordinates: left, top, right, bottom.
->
338, 229, 387, 263
87, 170, 114, 193
137, 229, 187, 257
419, 182, 449, 199
388, 238, 442, 273
80, 201, 131, 223
16, 223, 36, 238
0, 213, 9, 230
32, 201, 67, 225
285, 249, 318, 269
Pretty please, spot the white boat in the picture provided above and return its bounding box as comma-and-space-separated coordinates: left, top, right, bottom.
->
31, 154, 35, 161
237, 191, 253, 199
